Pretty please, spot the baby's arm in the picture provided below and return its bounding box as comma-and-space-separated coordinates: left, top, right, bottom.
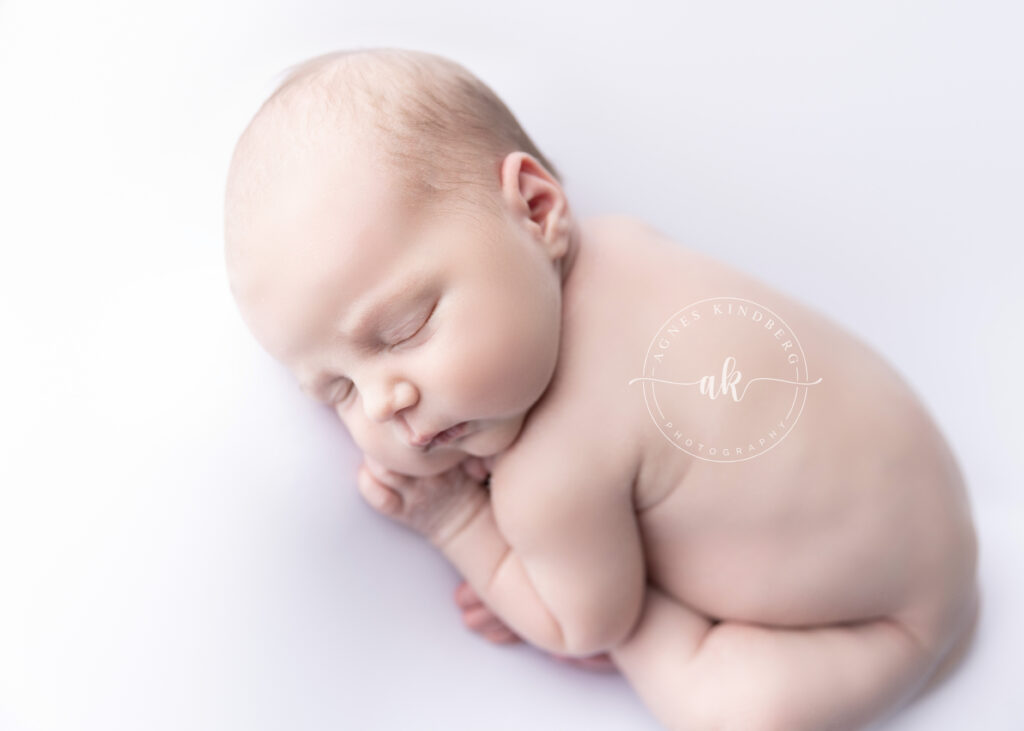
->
438, 488, 573, 653
480, 459, 647, 656
357, 453, 646, 657
357, 456, 566, 652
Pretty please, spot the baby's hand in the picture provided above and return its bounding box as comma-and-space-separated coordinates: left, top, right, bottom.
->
356, 456, 489, 547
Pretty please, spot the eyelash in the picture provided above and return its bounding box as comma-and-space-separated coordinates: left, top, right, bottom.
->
330, 300, 438, 404
390, 299, 438, 349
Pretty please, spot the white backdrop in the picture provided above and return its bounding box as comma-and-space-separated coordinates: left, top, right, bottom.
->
1, 1, 1022, 729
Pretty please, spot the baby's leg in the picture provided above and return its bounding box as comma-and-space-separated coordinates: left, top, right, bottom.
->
609, 585, 940, 731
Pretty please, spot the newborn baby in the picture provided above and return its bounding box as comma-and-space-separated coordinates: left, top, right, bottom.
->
223, 48, 980, 731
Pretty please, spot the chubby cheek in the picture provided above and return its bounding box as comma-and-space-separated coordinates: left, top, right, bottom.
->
337, 408, 389, 459
450, 286, 560, 415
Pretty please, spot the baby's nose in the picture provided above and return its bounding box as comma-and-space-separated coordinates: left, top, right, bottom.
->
362, 379, 418, 423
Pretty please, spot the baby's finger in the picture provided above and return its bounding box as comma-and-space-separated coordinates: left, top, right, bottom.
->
364, 456, 413, 491
356, 465, 402, 513
459, 457, 490, 483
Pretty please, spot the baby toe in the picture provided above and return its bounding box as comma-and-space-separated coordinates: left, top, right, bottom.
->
454, 581, 479, 608
483, 627, 521, 645
462, 605, 498, 630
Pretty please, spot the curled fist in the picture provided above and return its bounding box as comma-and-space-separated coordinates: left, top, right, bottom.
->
356, 455, 490, 548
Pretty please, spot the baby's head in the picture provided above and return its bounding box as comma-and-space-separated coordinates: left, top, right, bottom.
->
224, 48, 579, 476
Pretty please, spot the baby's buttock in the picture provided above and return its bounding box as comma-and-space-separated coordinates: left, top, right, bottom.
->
627, 309, 977, 649
636, 456, 972, 626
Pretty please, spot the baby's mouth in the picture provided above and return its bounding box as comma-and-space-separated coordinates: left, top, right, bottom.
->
425, 421, 470, 449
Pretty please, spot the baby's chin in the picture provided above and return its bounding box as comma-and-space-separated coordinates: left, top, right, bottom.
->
395, 448, 467, 477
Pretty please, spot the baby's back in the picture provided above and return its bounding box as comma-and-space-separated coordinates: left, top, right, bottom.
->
497, 214, 977, 642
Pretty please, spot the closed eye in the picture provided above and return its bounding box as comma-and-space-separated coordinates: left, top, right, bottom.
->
328, 378, 353, 405
389, 298, 438, 348
329, 299, 438, 407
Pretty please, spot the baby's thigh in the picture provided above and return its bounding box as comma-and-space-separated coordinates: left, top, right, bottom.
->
611, 585, 947, 730
682, 618, 934, 731
900, 579, 980, 703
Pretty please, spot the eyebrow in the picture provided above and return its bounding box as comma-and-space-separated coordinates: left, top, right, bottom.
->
298, 273, 429, 398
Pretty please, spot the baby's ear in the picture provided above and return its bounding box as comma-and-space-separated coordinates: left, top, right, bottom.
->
500, 151, 573, 262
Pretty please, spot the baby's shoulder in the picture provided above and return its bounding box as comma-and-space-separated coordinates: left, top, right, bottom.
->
578, 213, 665, 256
577, 213, 768, 310
575, 213, 723, 291
579, 212, 658, 235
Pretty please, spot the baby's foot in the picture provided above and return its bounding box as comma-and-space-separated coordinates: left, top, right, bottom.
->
453, 581, 618, 673
454, 580, 522, 644
549, 652, 618, 672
